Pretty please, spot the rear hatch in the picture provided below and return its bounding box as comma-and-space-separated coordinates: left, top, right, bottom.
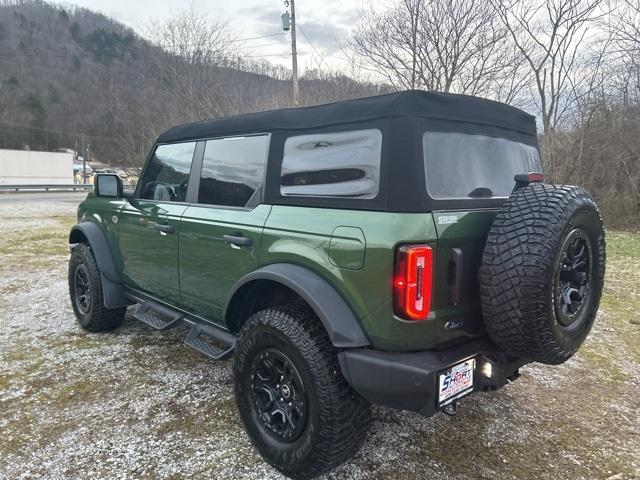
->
421, 131, 543, 348
431, 210, 498, 347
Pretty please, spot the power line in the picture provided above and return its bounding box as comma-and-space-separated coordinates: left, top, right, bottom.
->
176, 53, 290, 60
156, 32, 287, 49
0, 33, 289, 60
0, 49, 289, 60
0, 33, 286, 55
235, 41, 289, 51
297, 24, 326, 69
0, 120, 120, 142
165, 42, 288, 53
235, 32, 287, 42
0, 49, 133, 59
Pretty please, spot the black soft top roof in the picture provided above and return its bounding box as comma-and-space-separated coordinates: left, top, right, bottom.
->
156, 90, 537, 143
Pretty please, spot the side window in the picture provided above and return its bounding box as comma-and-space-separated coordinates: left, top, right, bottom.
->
139, 142, 196, 202
280, 129, 382, 199
198, 135, 269, 207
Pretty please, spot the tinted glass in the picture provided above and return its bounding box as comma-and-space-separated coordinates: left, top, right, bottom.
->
139, 142, 196, 202
280, 129, 382, 198
423, 132, 541, 199
198, 135, 269, 207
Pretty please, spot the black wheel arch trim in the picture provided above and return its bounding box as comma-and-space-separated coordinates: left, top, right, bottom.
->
224, 263, 371, 348
69, 222, 128, 308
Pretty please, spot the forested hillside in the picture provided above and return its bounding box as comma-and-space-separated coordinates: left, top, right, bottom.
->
0, 0, 638, 225
0, 1, 383, 165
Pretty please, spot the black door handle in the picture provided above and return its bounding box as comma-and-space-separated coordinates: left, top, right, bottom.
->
149, 223, 175, 234
448, 247, 463, 306
223, 234, 252, 247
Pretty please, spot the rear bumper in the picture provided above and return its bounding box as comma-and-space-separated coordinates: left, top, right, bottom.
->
338, 338, 528, 417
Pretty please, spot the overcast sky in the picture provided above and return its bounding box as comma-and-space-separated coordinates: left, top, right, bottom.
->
52, 0, 374, 72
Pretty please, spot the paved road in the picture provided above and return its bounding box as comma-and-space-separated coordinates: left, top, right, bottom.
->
0, 191, 88, 203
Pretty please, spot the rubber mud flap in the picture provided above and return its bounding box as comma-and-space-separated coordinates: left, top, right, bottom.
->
480, 184, 606, 365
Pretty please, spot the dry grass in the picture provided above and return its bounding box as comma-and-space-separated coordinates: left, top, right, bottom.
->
0, 198, 638, 479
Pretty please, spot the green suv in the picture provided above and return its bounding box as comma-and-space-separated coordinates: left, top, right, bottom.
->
68, 91, 606, 479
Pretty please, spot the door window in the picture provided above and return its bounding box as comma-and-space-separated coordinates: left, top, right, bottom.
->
139, 142, 196, 202
198, 135, 270, 207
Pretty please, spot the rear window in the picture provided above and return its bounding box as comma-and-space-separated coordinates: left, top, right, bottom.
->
423, 132, 541, 199
280, 129, 382, 198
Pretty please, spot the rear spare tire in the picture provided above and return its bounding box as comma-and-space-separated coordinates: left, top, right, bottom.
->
480, 184, 605, 365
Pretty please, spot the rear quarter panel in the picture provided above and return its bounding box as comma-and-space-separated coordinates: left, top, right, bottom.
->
261, 205, 439, 351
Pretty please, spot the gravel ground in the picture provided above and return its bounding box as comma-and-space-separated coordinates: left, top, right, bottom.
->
0, 194, 638, 480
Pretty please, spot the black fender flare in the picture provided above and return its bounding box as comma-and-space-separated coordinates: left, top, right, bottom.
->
225, 263, 370, 348
69, 222, 128, 309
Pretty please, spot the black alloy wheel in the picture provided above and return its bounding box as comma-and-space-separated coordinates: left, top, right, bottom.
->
233, 306, 371, 479
74, 263, 92, 315
250, 348, 307, 442
554, 228, 594, 327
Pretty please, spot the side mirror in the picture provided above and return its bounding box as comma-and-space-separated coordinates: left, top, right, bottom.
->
95, 174, 123, 198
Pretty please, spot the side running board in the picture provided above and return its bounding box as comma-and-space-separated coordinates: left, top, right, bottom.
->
133, 302, 184, 331
127, 293, 236, 361
184, 324, 236, 360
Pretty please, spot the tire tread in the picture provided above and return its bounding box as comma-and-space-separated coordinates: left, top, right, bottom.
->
480, 183, 605, 364
68, 243, 126, 332
234, 305, 370, 479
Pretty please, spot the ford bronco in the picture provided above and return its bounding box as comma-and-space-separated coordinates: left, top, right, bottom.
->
68, 91, 605, 479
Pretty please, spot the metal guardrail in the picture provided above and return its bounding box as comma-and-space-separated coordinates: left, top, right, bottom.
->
0, 184, 94, 192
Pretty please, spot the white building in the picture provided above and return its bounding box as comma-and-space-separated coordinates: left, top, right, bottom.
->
0, 149, 74, 185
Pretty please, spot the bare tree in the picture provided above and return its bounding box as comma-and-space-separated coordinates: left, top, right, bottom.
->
144, 6, 238, 122
351, 0, 523, 100
609, 0, 640, 54
607, 0, 640, 104
490, 0, 604, 133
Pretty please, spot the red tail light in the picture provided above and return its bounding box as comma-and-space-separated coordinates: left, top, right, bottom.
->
393, 244, 433, 320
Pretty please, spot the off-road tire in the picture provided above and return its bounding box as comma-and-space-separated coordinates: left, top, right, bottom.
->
233, 306, 371, 479
480, 184, 605, 365
68, 243, 126, 332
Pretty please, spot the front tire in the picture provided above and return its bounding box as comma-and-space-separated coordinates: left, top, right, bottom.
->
233, 306, 370, 479
68, 243, 126, 332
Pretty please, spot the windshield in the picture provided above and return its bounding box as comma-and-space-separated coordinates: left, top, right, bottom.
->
423, 132, 541, 199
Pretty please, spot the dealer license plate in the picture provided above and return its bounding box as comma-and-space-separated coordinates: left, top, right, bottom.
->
438, 358, 475, 406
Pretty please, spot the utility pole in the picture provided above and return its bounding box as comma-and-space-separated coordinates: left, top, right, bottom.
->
81, 133, 87, 185
74, 139, 79, 185
86, 143, 90, 180
285, 0, 300, 106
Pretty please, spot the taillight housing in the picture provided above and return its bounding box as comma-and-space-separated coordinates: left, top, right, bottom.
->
393, 244, 433, 320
